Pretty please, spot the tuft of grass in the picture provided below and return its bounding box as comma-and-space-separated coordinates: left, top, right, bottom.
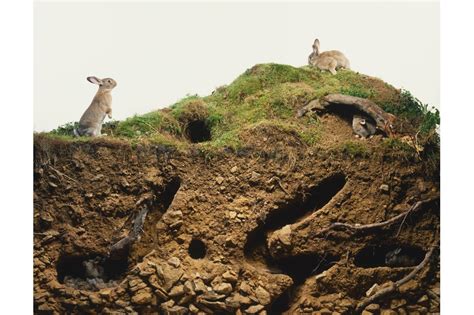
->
112, 110, 180, 138
382, 89, 440, 135
340, 141, 370, 158
50, 122, 79, 136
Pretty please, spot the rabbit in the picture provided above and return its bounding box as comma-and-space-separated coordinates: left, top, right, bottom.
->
352, 114, 377, 138
74, 76, 117, 137
308, 38, 350, 74
385, 248, 418, 267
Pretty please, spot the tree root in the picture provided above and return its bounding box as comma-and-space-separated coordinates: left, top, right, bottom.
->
321, 94, 397, 135
108, 207, 149, 257
355, 243, 438, 312
315, 197, 438, 237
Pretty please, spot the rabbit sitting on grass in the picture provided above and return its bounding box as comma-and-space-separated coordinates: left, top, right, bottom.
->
74, 76, 117, 137
308, 38, 350, 74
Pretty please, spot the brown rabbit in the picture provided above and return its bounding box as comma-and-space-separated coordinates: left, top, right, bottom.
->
74, 76, 117, 137
308, 39, 350, 74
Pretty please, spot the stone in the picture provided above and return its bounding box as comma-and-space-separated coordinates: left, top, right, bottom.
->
230, 166, 238, 173
380, 310, 398, 315
183, 280, 196, 296
189, 304, 199, 313
222, 270, 238, 283
245, 304, 264, 314
239, 281, 253, 295
365, 304, 380, 312
417, 294, 429, 305
115, 299, 129, 308
162, 305, 188, 315
216, 176, 225, 185
318, 308, 332, 314
161, 299, 175, 308
168, 257, 181, 268
88, 293, 102, 305
228, 211, 237, 219
249, 172, 260, 184
390, 299, 407, 309
379, 184, 389, 193
169, 285, 185, 297
193, 278, 208, 293
361, 311, 373, 315
276, 225, 292, 246
213, 282, 233, 295
254, 286, 271, 305
131, 290, 153, 305
226, 292, 252, 307
162, 210, 183, 226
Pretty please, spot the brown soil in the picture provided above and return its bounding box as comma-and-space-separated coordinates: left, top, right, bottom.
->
33, 114, 440, 314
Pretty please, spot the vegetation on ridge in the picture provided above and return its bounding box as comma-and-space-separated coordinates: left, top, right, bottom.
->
47, 63, 439, 154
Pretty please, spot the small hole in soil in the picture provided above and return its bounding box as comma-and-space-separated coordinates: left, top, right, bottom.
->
56, 254, 128, 291
188, 239, 206, 259
186, 120, 211, 143
354, 245, 425, 268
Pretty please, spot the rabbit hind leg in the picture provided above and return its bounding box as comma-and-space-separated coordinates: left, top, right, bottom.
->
328, 59, 338, 75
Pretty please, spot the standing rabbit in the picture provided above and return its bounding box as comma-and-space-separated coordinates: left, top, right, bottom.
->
74, 76, 117, 137
308, 38, 350, 74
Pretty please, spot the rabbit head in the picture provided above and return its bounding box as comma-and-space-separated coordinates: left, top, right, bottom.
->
87, 76, 117, 91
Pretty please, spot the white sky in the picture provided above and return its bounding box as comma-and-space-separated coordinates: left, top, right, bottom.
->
34, 1, 439, 132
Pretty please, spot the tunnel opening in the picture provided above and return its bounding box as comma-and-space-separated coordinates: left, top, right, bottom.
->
354, 244, 425, 268
56, 253, 129, 291
185, 120, 211, 143
244, 173, 346, 258
188, 239, 207, 259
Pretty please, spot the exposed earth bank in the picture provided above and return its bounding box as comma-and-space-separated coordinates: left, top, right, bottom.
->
34, 64, 440, 314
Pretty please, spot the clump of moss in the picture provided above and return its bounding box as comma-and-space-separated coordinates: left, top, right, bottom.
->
340, 141, 370, 158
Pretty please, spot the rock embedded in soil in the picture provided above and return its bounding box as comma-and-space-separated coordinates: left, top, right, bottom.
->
254, 286, 271, 305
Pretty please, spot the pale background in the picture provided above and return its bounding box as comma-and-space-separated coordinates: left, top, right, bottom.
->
34, 1, 439, 131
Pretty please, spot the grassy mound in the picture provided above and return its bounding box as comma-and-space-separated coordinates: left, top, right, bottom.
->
47, 63, 439, 152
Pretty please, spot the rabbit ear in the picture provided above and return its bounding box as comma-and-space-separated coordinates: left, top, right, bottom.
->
313, 39, 320, 52
87, 76, 102, 85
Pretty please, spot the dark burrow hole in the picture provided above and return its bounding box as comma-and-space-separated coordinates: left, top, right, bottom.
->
56, 254, 129, 291
354, 244, 425, 268
188, 239, 207, 259
244, 173, 347, 257
185, 120, 211, 143
270, 254, 340, 314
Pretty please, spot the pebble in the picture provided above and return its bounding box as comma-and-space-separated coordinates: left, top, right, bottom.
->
230, 166, 238, 173
168, 257, 181, 268
216, 176, 224, 185
254, 286, 271, 305
379, 184, 389, 193
213, 282, 233, 295
245, 304, 264, 314
131, 290, 153, 305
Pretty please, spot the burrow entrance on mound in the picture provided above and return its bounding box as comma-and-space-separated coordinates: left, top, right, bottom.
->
185, 120, 211, 143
